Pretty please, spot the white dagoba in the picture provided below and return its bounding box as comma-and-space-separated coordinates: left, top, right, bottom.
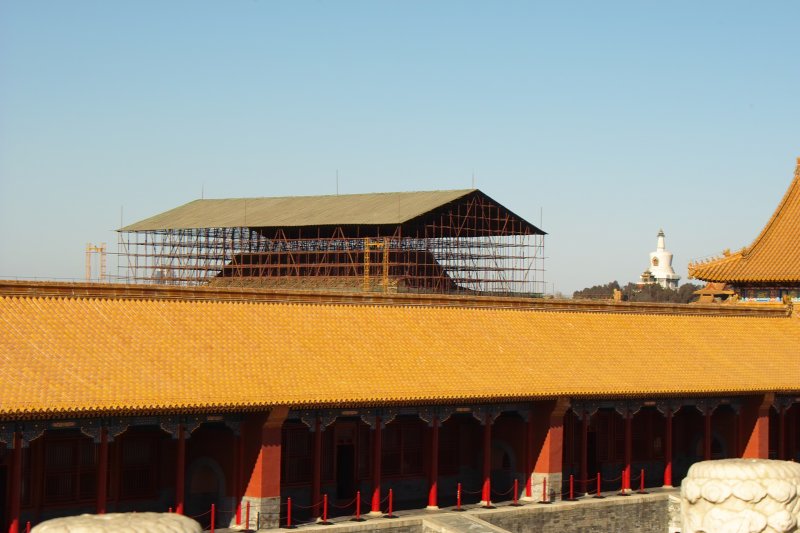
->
641, 229, 681, 289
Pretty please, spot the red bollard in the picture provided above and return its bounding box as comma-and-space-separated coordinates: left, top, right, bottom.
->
512, 478, 519, 505
322, 494, 329, 524
525, 474, 532, 499
388, 488, 394, 518
539, 476, 550, 503
593, 473, 604, 498
569, 474, 575, 501
638, 469, 648, 494
456, 483, 463, 511
287, 497, 292, 529
168, 507, 172, 513
26, 522, 31, 533
210, 503, 216, 533
236, 501, 242, 526
355, 490, 362, 521
246, 501, 251, 530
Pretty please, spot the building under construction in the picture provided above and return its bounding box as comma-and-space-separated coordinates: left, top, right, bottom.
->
118, 189, 546, 296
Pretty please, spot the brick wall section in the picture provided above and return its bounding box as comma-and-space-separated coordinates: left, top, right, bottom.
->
475, 494, 669, 533
256, 492, 675, 532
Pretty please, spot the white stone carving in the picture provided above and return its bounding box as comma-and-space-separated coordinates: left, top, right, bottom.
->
681, 459, 800, 533
31, 512, 201, 533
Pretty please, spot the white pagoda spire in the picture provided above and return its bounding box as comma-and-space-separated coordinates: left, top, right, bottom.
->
641, 229, 681, 289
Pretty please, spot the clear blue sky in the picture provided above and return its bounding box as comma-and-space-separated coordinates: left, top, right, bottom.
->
1, 1, 798, 295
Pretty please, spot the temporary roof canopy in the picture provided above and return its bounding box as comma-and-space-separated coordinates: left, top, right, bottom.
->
120, 189, 545, 235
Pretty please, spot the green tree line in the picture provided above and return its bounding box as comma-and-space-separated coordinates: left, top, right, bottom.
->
573, 281, 701, 303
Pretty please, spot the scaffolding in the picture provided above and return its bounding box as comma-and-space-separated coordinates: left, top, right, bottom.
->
116, 191, 546, 296
85, 243, 107, 282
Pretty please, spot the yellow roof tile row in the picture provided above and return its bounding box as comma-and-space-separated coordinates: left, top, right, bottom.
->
1, 295, 799, 418
689, 158, 800, 283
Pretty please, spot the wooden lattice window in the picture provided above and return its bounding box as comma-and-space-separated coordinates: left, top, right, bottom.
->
438, 422, 459, 475
321, 428, 335, 482
613, 416, 625, 462
632, 413, 648, 461
595, 412, 610, 461
382, 419, 424, 477
43, 432, 97, 504
282, 424, 312, 485
120, 432, 159, 499
357, 424, 371, 480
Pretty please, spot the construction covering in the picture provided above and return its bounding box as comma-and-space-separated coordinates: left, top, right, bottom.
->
117, 189, 546, 295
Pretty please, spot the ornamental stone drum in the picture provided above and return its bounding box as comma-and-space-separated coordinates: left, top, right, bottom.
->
681, 459, 800, 533
31, 512, 202, 533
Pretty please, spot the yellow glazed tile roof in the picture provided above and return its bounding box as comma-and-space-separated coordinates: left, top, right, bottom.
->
689, 158, 800, 283
1, 292, 799, 419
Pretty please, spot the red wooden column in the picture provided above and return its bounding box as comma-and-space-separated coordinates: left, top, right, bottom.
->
663, 408, 673, 488
778, 405, 786, 460
480, 413, 493, 506
741, 393, 773, 459
579, 412, 589, 495
242, 407, 289, 529
524, 408, 534, 499
531, 398, 570, 502
233, 431, 242, 525
622, 411, 632, 494
311, 417, 323, 518
176, 424, 187, 515
370, 416, 382, 516
426, 415, 440, 510
703, 408, 712, 461
96, 427, 109, 514
8, 432, 22, 533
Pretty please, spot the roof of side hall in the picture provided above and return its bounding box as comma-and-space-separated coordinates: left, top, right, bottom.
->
120, 189, 542, 233
1, 282, 798, 420
689, 158, 800, 283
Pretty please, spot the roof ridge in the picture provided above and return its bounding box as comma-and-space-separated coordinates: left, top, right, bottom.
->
194, 188, 478, 202
0, 280, 790, 318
